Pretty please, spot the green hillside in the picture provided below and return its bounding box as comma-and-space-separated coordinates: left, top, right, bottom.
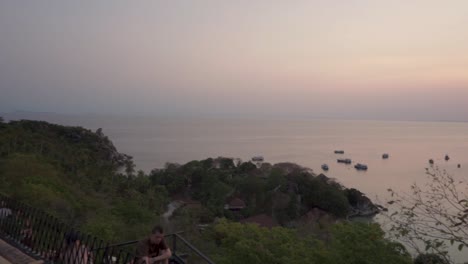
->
0, 118, 416, 263
0, 119, 168, 241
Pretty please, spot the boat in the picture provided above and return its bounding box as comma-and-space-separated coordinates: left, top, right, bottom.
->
321, 164, 329, 171
458, 164, 461, 168
252, 156, 264, 162
382, 153, 389, 159
337, 158, 352, 164
334, 150, 345, 154
429, 159, 434, 165
445, 155, 450, 161
354, 163, 368, 170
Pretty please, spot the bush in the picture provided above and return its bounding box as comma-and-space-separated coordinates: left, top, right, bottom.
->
414, 253, 449, 264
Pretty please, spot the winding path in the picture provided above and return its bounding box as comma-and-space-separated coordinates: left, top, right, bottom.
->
162, 200, 185, 221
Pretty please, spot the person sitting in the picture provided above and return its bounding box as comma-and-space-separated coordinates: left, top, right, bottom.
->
57, 231, 92, 264
135, 226, 172, 264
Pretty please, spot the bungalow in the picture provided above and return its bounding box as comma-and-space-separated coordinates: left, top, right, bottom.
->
224, 198, 246, 211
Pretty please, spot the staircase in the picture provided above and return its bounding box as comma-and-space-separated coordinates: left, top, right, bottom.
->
0, 194, 214, 264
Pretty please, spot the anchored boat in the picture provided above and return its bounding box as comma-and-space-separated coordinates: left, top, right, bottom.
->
252, 156, 264, 162
354, 163, 368, 170
337, 158, 352, 164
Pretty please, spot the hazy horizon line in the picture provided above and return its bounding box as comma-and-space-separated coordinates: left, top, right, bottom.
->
1, 110, 467, 124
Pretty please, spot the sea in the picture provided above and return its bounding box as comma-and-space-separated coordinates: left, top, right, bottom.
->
3, 112, 468, 261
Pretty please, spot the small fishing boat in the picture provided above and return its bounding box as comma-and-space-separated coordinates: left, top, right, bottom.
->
445, 155, 450, 161
354, 163, 368, 170
321, 164, 329, 171
458, 164, 461, 168
334, 150, 345, 154
429, 159, 434, 165
382, 153, 389, 159
252, 156, 264, 162
337, 159, 352, 164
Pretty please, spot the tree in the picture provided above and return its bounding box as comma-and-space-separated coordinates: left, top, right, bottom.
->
124, 159, 136, 177
238, 161, 257, 174
204, 219, 412, 264
299, 176, 350, 218
386, 167, 468, 262
329, 222, 412, 264
207, 219, 329, 264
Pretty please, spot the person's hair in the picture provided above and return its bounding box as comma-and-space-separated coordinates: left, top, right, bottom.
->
65, 231, 80, 245
151, 225, 164, 235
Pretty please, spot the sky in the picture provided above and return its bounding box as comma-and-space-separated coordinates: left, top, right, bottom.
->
1, 1, 467, 121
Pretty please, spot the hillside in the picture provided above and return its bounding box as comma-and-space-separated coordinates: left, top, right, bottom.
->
0, 118, 415, 263
0, 118, 168, 241
151, 158, 380, 226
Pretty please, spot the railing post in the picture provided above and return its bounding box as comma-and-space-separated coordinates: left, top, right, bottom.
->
115, 249, 123, 264
100, 242, 110, 264
85, 236, 96, 263
38, 215, 49, 259
172, 233, 177, 254
12, 202, 25, 243
107, 242, 116, 264
48, 219, 63, 261
93, 239, 104, 264
23, 205, 37, 251
31, 209, 46, 255
81, 233, 92, 263
123, 252, 132, 264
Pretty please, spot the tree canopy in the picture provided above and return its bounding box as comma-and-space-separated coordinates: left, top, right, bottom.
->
203, 220, 412, 264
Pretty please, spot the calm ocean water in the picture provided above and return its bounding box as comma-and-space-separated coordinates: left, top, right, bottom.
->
4, 112, 468, 261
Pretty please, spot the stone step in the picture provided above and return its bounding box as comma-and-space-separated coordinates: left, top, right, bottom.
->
0, 256, 12, 264
0, 239, 43, 264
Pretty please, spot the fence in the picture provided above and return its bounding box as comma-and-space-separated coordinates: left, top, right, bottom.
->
0, 194, 215, 264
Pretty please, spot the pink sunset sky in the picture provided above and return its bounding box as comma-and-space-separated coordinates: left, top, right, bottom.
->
1, 1, 467, 121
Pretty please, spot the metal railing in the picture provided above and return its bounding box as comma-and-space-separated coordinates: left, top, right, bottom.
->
0, 193, 215, 264
0, 193, 136, 263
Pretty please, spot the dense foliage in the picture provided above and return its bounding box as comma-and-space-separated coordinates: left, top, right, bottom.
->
0, 119, 168, 241
203, 220, 412, 264
150, 159, 355, 223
